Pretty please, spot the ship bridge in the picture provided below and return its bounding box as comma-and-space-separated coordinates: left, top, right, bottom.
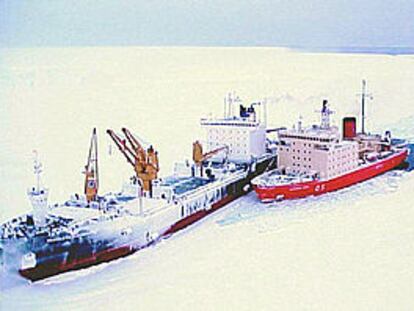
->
277, 100, 359, 179
200, 93, 268, 163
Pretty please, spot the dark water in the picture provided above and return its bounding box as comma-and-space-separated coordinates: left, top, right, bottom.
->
296, 46, 414, 56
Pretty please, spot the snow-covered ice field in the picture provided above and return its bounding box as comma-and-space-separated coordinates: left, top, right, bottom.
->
1, 47, 413, 310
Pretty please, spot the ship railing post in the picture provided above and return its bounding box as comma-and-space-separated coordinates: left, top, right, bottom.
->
138, 182, 143, 215
139, 194, 143, 215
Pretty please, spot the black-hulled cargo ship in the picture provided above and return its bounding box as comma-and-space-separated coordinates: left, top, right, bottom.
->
0, 93, 277, 281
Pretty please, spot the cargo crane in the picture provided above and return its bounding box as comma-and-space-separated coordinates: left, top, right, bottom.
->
192, 140, 228, 175
106, 128, 159, 196
84, 128, 99, 202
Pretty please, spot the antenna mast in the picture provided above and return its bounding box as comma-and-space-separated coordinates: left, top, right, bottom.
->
361, 80, 366, 134
33, 150, 43, 193
360, 80, 372, 134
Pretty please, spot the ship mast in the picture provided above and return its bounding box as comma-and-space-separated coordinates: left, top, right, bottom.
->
28, 151, 49, 226
33, 150, 43, 193
319, 99, 334, 129
84, 128, 99, 202
360, 79, 372, 134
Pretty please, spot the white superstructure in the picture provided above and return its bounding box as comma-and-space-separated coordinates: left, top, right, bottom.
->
200, 93, 267, 163
27, 152, 49, 227
277, 100, 359, 179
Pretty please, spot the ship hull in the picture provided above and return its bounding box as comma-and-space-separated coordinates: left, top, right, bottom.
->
19, 156, 276, 281
254, 150, 408, 202
19, 195, 238, 281
19, 245, 135, 281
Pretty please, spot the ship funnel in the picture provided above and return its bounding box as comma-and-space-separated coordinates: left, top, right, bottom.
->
343, 117, 356, 139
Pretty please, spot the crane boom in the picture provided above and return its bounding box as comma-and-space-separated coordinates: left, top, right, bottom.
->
84, 128, 99, 202
193, 141, 228, 166
202, 146, 228, 162
107, 128, 160, 195
122, 127, 147, 166
122, 128, 144, 154
106, 129, 136, 167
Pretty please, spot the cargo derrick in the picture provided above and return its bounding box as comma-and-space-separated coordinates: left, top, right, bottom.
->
10, 93, 279, 282
84, 128, 99, 202
106, 128, 159, 196
192, 140, 228, 175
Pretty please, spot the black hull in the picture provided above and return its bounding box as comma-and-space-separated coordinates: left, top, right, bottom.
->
19, 156, 277, 281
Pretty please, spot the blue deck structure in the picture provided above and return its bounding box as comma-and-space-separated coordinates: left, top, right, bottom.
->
160, 177, 213, 195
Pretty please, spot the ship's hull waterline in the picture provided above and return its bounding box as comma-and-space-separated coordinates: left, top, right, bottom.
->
254, 150, 408, 202
19, 157, 276, 282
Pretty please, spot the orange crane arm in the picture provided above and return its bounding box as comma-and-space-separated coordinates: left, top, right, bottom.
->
106, 129, 137, 167
201, 145, 229, 162
146, 146, 160, 172
107, 128, 160, 195
122, 128, 146, 156
193, 141, 228, 165
84, 128, 99, 202
121, 127, 148, 166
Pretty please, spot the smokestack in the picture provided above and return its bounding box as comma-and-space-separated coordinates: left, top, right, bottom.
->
343, 117, 357, 139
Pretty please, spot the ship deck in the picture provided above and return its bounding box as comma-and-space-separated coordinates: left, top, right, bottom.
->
49, 206, 102, 222
159, 176, 213, 195
253, 171, 315, 187
253, 148, 407, 188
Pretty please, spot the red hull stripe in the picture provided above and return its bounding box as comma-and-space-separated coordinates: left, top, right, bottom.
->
255, 150, 408, 201
163, 194, 236, 235
19, 193, 238, 281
